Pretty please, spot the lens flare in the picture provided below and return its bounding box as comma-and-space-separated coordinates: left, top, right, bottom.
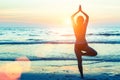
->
0, 56, 31, 80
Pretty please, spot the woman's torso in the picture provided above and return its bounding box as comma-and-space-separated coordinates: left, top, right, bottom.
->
73, 24, 87, 44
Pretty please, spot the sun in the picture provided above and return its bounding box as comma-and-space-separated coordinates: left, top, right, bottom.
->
64, 19, 71, 26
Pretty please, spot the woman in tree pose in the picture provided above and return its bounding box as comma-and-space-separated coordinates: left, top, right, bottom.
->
71, 5, 97, 78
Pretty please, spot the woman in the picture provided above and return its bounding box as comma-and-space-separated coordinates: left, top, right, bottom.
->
71, 5, 97, 78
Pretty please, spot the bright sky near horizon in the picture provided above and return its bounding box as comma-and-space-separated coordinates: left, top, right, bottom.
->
0, 0, 120, 26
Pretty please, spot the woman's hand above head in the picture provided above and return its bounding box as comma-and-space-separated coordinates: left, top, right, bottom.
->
71, 6, 81, 18
71, 5, 82, 22
79, 5, 82, 11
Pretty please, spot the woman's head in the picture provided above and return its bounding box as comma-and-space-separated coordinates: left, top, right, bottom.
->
77, 16, 84, 25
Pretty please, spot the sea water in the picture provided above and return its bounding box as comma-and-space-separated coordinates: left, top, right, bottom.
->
0, 22, 120, 62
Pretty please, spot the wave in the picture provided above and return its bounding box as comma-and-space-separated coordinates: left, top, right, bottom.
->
0, 57, 119, 62
55, 33, 120, 37
61, 33, 120, 37
88, 41, 120, 44
0, 41, 120, 45
87, 33, 120, 36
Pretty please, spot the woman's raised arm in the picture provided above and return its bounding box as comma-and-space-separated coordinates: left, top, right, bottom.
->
71, 5, 81, 27
71, 11, 79, 27
81, 10, 89, 25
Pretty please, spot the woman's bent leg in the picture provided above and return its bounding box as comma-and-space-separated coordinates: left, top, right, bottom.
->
82, 46, 97, 56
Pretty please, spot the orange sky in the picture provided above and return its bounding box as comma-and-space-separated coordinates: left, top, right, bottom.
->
0, 0, 120, 26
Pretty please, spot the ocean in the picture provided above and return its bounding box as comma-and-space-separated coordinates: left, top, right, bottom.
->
0, 22, 120, 80
0, 22, 120, 62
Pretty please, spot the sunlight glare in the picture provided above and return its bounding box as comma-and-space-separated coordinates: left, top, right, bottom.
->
64, 19, 71, 26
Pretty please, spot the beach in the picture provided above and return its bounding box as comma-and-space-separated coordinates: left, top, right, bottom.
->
0, 23, 120, 80
0, 44, 120, 80
0, 0, 120, 79
0, 60, 119, 80
20, 61, 120, 80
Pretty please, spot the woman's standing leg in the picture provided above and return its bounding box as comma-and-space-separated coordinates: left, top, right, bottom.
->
74, 44, 84, 78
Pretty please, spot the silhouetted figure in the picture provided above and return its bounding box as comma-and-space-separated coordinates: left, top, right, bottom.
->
71, 5, 97, 78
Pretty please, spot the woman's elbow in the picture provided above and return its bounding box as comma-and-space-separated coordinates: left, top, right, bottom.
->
86, 15, 89, 18
86, 15, 89, 20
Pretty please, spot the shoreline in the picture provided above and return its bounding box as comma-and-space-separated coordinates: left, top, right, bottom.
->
0, 44, 120, 80
0, 60, 120, 80
21, 61, 120, 80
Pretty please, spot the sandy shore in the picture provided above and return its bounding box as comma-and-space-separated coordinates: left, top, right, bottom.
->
20, 60, 120, 80
0, 44, 120, 80
1, 60, 119, 80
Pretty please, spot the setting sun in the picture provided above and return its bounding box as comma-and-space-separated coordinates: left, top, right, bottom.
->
64, 19, 71, 26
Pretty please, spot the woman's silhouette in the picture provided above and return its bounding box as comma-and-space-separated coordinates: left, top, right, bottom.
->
71, 5, 97, 78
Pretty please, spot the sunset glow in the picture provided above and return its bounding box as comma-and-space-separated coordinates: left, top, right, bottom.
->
64, 19, 71, 26
0, 0, 120, 25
